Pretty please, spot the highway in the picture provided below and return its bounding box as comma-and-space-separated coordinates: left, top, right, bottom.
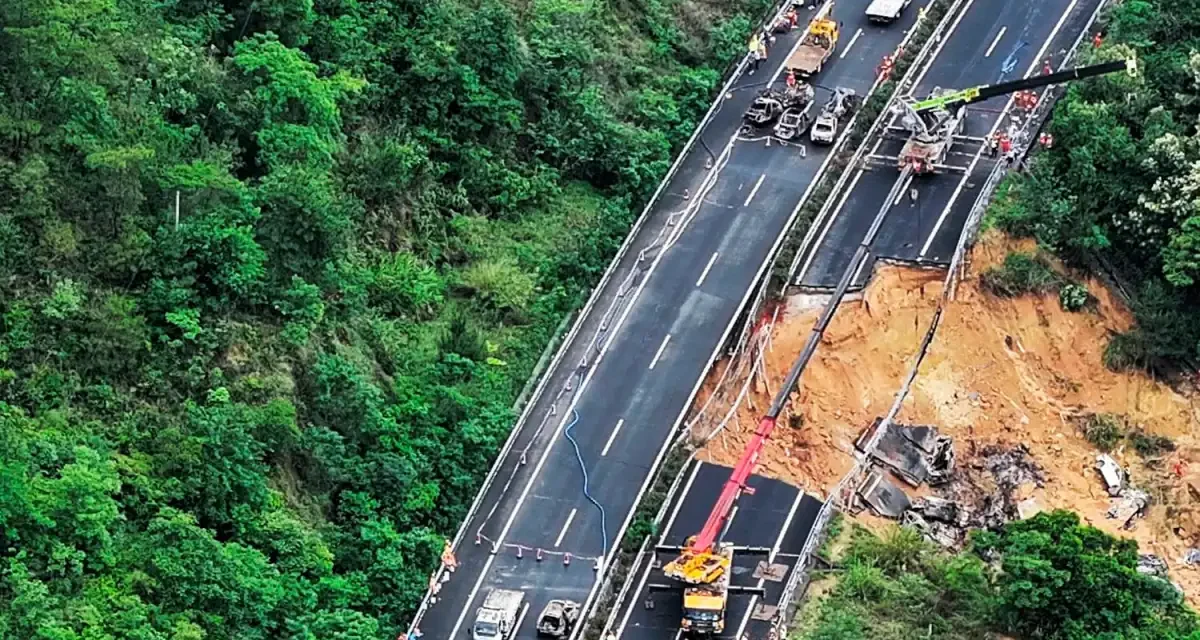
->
607, 0, 1106, 638
794, 0, 1104, 289
413, 1, 923, 637
612, 462, 821, 640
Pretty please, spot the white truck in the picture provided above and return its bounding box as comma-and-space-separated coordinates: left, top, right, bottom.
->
865, 0, 912, 23
473, 589, 526, 640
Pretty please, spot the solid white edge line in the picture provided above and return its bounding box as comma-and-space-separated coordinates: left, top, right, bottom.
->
612, 462, 704, 639
554, 508, 578, 548
696, 251, 720, 287
840, 28, 865, 59
601, 419, 625, 457
649, 334, 672, 370
918, 0, 1082, 258
985, 26, 1007, 57
744, 174, 767, 207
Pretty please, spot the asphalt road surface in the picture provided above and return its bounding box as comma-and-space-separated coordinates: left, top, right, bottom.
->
794, 0, 1104, 290
611, 462, 822, 640
415, 2, 923, 637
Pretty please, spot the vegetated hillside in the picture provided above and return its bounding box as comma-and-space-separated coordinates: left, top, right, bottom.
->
795, 512, 1200, 640
0, 0, 771, 637
988, 0, 1200, 371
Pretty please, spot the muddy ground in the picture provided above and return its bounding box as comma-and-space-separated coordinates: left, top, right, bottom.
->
691, 231, 1200, 601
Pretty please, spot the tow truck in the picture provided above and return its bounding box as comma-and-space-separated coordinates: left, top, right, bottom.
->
787, 4, 839, 77
866, 57, 1136, 174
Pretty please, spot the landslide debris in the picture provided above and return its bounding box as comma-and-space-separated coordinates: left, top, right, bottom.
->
691, 231, 1200, 601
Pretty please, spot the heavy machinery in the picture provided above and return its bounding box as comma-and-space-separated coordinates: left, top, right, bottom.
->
535, 600, 580, 637
869, 57, 1136, 174
788, 5, 839, 77
810, 87, 860, 144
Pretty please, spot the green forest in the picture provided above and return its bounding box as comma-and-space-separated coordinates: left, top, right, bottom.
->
797, 512, 1200, 640
9, 0, 1200, 636
989, 0, 1200, 371
0, 0, 772, 637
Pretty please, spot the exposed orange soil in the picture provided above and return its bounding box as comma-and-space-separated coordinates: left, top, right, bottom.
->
692, 230, 1200, 600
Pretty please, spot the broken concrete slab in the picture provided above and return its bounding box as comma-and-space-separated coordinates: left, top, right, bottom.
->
874, 424, 929, 486
1096, 454, 1124, 497
858, 470, 912, 518
871, 422, 955, 487
901, 425, 940, 453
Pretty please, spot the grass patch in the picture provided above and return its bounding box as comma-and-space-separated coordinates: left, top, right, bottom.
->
981, 252, 1062, 296
1128, 428, 1176, 458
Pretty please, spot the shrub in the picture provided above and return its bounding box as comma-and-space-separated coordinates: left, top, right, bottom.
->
1059, 282, 1089, 311
1082, 413, 1125, 451
1128, 428, 1175, 458
981, 252, 1061, 297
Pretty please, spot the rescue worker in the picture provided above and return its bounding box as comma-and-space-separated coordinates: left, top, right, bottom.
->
1039, 132, 1054, 149
442, 539, 458, 572
757, 40, 769, 70
787, 7, 798, 28
1093, 31, 1104, 48
988, 133, 999, 157
1043, 58, 1053, 75
877, 54, 894, 81
786, 69, 797, 89
748, 33, 761, 73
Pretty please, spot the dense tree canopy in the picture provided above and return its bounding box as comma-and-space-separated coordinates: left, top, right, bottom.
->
987, 0, 1200, 370
798, 512, 1200, 640
0, 0, 771, 636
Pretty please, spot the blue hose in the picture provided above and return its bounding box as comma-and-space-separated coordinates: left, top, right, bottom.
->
563, 409, 609, 557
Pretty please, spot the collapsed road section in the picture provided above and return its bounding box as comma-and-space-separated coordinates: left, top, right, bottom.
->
792, 0, 1108, 290
407, 1, 928, 638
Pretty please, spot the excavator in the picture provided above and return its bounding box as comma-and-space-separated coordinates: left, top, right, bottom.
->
867, 56, 1137, 174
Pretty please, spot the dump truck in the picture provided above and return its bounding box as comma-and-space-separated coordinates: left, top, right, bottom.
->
787, 11, 839, 77
865, 0, 912, 23
810, 87, 859, 144
535, 600, 580, 637
473, 589, 525, 640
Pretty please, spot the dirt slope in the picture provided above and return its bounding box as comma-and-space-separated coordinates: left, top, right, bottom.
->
693, 231, 1200, 599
